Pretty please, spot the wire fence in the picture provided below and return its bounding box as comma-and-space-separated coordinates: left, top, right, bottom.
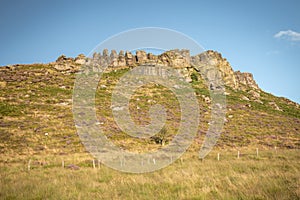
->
20, 146, 300, 171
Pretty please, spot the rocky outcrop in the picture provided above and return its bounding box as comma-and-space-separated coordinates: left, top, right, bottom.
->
125, 51, 135, 66
53, 55, 80, 73
89, 49, 190, 69
74, 54, 86, 65
51, 49, 260, 91
190, 50, 260, 91
235, 71, 259, 90
118, 50, 126, 66
268, 102, 283, 111
158, 49, 190, 68
191, 50, 238, 89
110, 50, 118, 67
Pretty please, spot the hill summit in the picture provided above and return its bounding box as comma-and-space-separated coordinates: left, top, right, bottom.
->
0, 49, 299, 156
52, 49, 259, 91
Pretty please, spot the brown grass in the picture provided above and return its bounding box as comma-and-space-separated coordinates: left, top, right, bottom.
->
0, 149, 299, 199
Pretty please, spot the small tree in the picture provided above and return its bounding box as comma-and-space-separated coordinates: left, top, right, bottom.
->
151, 127, 168, 146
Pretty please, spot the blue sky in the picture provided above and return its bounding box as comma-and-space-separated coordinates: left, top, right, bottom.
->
1, 0, 299, 103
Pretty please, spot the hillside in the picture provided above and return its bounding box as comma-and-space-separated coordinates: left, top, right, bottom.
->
0, 49, 300, 199
0, 49, 299, 157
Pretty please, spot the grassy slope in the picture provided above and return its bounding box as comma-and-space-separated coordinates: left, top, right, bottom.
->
0, 64, 299, 199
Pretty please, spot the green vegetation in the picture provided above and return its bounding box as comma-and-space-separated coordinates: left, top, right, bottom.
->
0, 102, 25, 117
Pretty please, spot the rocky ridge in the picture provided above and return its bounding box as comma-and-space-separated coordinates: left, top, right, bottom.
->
51, 49, 259, 90
1, 49, 298, 111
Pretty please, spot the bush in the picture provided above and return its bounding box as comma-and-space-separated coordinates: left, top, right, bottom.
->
151, 127, 168, 145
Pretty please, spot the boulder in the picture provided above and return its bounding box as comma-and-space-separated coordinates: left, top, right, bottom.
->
241, 95, 250, 101
269, 102, 283, 111
74, 54, 86, 65
248, 90, 260, 99
136, 50, 147, 64
125, 51, 134, 66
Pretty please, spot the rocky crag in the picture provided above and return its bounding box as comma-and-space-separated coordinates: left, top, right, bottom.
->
1, 49, 298, 111
52, 49, 259, 90
49, 49, 274, 108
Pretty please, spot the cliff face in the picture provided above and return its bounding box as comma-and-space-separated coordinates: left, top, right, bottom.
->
234, 71, 259, 90
191, 50, 239, 89
190, 50, 260, 91
52, 49, 259, 91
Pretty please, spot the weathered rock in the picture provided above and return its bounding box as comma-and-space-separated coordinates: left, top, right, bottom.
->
118, 50, 126, 66
56, 55, 67, 63
93, 52, 101, 60
191, 50, 261, 91
241, 95, 250, 101
53, 55, 79, 73
158, 49, 190, 68
269, 102, 283, 111
191, 50, 238, 89
74, 54, 86, 65
235, 71, 259, 90
136, 50, 147, 64
53, 63, 72, 71
102, 49, 109, 57
248, 90, 260, 99
254, 99, 264, 104
50, 49, 262, 92
147, 53, 154, 60
110, 50, 118, 67
125, 51, 134, 66
100, 49, 110, 67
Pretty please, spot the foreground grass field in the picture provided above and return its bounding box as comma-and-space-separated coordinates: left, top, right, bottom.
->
1, 149, 299, 200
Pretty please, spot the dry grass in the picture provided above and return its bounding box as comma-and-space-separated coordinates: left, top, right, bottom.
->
0, 149, 299, 200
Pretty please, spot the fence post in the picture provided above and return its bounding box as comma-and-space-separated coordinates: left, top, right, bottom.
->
92, 160, 96, 169
237, 151, 240, 159
217, 153, 220, 161
62, 160, 64, 168
256, 148, 259, 157
28, 159, 31, 171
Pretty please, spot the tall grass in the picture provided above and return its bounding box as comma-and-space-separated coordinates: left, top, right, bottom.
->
0, 149, 299, 199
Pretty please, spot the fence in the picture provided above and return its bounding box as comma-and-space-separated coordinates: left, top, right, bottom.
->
24, 146, 298, 171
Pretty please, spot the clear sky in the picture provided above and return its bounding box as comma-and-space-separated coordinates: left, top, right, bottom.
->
1, 0, 299, 103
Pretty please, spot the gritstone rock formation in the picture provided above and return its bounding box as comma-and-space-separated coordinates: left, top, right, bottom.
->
51, 49, 260, 91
